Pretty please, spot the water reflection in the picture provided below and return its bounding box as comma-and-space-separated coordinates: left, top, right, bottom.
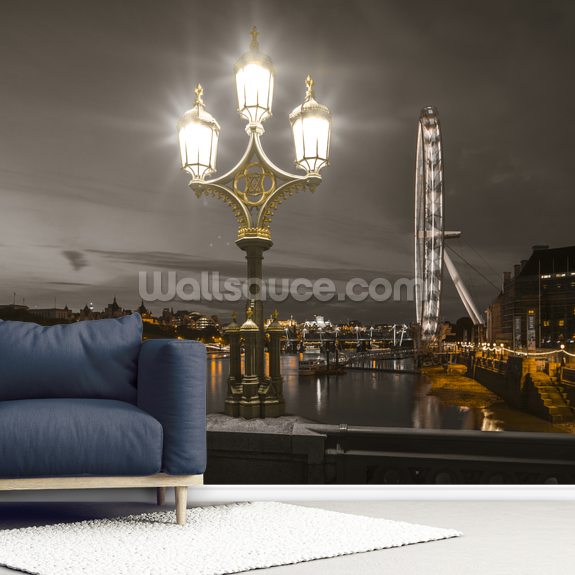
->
206, 355, 563, 433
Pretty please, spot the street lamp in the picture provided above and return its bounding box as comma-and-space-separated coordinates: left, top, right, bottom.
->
290, 75, 332, 175
178, 85, 220, 180
178, 27, 332, 418
234, 27, 274, 130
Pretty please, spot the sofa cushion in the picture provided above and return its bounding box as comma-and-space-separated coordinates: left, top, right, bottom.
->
0, 314, 142, 403
138, 339, 207, 475
0, 399, 162, 478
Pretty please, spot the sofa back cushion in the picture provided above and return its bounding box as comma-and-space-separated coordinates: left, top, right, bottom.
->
0, 314, 142, 403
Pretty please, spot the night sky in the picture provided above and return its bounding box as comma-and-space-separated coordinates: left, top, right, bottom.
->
1, 0, 574, 323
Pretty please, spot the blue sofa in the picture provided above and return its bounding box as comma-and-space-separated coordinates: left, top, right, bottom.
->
0, 313, 206, 525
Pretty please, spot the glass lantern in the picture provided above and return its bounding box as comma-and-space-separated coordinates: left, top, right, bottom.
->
178, 84, 220, 180
289, 76, 331, 175
234, 27, 274, 130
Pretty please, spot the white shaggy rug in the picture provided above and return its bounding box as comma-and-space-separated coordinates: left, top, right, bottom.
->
0, 502, 461, 575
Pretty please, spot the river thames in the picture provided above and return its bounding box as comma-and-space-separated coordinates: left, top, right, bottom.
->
207, 355, 561, 433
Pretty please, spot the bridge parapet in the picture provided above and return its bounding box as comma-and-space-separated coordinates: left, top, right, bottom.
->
206, 416, 575, 484
315, 424, 575, 484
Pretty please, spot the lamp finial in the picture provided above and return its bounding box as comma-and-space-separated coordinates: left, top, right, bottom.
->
194, 84, 204, 107
231, 311, 237, 323
273, 309, 279, 321
246, 307, 254, 320
305, 75, 315, 100
249, 26, 259, 50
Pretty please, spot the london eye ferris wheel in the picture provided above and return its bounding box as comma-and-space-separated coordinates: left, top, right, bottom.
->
414, 107, 484, 345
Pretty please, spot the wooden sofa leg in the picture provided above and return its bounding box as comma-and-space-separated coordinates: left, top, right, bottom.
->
156, 487, 166, 506
175, 486, 188, 526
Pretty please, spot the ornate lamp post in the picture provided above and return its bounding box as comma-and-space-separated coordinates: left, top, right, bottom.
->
178, 27, 332, 418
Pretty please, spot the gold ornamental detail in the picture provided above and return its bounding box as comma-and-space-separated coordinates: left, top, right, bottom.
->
237, 226, 272, 240
233, 162, 276, 207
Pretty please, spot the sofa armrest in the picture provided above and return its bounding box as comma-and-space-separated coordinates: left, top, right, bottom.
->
137, 339, 206, 475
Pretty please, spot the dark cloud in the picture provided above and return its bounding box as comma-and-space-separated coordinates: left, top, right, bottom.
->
87, 248, 414, 283
45, 281, 92, 287
61, 251, 88, 271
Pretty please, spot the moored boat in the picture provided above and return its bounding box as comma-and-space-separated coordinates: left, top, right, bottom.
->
298, 358, 326, 375
298, 356, 347, 376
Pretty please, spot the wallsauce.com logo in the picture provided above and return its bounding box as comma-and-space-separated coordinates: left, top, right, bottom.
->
139, 271, 420, 303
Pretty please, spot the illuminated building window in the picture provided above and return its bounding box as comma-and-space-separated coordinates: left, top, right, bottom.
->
558, 319, 565, 327
543, 320, 550, 327
528, 309, 535, 315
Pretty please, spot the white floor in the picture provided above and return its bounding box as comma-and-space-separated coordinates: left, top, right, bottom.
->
0, 500, 573, 574
252, 501, 575, 574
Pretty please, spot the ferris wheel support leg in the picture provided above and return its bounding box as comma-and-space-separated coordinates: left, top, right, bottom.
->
444, 250, 485, 326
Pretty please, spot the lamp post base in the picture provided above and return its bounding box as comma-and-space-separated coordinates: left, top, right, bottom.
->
224, 391, 242, 417
239, 370, 261, 419
257, 376, 284, 418
260, 398, 285, 419
239, 399, 263, 419
224, 401, 240, 418
224, 376, 242, 418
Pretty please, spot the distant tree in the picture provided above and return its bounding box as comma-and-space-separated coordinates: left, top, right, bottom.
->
143, 322, 176, 339
0, 308, 73, 326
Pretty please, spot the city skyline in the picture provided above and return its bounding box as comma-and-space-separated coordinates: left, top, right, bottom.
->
0, 292, 428, 326
1, 0, 574, 323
